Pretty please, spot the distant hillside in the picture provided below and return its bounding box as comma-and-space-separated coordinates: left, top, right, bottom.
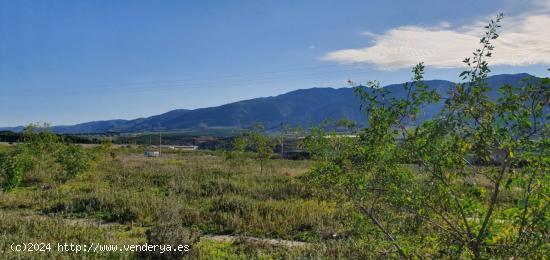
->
0, 73, 536, 134
51, 119, 131, 134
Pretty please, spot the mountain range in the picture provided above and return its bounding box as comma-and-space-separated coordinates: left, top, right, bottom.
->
1, 73, 537, 134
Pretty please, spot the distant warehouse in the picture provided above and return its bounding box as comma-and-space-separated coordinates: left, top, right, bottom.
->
166, 145, 198, 151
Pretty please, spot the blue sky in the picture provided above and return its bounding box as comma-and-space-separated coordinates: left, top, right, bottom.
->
1, 0, 549, 126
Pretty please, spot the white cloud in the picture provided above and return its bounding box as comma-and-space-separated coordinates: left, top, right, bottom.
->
531, 0, 550, 11
324, 12, 550, 70
438, 21, 452, 29
361, 31, 378, 38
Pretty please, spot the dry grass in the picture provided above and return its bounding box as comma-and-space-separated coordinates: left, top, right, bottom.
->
0, 147, 362, 258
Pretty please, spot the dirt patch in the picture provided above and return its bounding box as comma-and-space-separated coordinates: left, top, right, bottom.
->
201, 234, 310, 248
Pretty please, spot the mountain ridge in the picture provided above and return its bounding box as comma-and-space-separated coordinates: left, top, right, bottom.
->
0, 73, 536, 134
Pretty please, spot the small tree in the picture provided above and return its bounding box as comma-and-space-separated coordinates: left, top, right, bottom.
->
224, 135, 250, 173
303, 13, 549, 258
21, 123, 63, 179
248, 124, 273, 174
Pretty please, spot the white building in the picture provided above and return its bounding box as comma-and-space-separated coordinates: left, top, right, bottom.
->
144, 151, 160, 157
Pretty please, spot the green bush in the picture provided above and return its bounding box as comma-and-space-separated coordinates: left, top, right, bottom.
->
56, 144, 91, 180
1, 155, 25, 191
1, 124, 98, 190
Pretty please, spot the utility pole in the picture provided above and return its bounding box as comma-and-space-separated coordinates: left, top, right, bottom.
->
159, 131, 162, 157
280, 131, 284, 159
280, 123, 285, 159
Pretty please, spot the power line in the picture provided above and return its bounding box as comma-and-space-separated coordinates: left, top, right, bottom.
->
1, 51, 544, 96
4, 64, 350, 93
1, 66, 375, 96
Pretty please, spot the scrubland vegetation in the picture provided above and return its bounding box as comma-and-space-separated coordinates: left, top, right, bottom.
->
1, 14, 549, 259
0, 142, 370, 259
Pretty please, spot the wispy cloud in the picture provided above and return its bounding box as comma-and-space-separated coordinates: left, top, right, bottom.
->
324, 7, 550, 70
